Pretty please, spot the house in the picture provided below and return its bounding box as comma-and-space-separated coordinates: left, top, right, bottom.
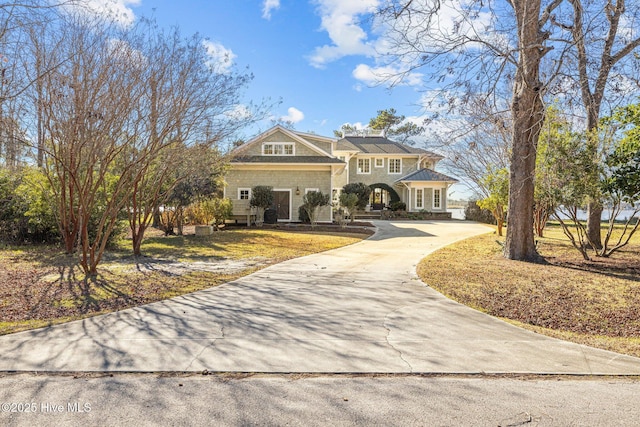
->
224, 125, 457, 223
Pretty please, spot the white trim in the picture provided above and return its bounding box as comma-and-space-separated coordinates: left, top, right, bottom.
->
262, 142, 295, 156
415, 188, 424, 210
234, 125, 334, 158
357, 158, 371, 174
433, 188, 441, 209
388, 158, 402, 174
374, 158, 384, 168
305, 188, 320, 194
238, 188, 251, 200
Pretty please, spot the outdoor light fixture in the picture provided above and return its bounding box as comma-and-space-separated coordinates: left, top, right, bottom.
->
296, 186, 300, 195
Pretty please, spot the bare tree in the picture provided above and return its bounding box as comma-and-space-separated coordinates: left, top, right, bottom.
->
122, 20, 258, 256
38, 15, 142, 273
377, 0, 566, 260
551, 0, 640, 248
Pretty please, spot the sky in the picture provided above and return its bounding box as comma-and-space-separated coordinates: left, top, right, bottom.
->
84, 0, 430, 135
77, 0, 473, 199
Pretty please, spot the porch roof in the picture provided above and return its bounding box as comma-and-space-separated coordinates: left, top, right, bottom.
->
396, 168, 458, 183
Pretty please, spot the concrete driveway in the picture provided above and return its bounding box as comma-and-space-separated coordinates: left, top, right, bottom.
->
1, 220, 640, 374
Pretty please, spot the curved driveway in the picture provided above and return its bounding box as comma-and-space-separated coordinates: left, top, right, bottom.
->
1, 220, 640, 374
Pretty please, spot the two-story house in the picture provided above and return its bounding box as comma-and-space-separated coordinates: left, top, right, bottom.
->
224, 125, 457, 223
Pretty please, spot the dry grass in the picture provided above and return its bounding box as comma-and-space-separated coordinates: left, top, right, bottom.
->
418, 224, 640, 358
0, 228, 366, 335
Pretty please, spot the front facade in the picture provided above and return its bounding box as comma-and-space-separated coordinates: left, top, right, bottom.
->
224, 125, 457, 223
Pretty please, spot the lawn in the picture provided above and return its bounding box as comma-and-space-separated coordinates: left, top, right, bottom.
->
417, 223, 640, 358
0, 227, 368, 335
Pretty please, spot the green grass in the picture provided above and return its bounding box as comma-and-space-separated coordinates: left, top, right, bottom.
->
418, 223, 640, 358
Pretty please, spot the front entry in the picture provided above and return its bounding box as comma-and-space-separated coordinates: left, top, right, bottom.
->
272, 190, 290, 221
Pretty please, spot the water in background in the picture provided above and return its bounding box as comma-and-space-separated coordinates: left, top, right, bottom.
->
448, 208, 465, 220
448, 207, 638, 222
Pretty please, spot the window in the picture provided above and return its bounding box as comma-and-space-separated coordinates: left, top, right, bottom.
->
375, 158, 384, 168
305, 188, 319, 194
263, 143, 294, 155
389, 158, 401, 174
332, 188, 341, 202
433, 189, 441, 209
238, 188, 251, 200
416, 189, 423, 209
357, 158, 371, 174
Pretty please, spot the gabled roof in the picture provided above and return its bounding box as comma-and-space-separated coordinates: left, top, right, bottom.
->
232, 125, 334, 158
396, 168, 458, 183
231, 156, 344, 164
337, 136, 443, 159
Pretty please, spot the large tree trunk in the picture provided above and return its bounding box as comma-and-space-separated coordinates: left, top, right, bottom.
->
504, 0, 545, 261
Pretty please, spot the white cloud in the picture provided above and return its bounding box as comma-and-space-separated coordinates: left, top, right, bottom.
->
203, 40, 237, 74
67, 0, 140, 27
107, 38, 147, 68
226, 104, 253, 120
308, 0, 379, 68
352, 63, 423, 87
280, 107, 305, 123
262, 0, 281, 20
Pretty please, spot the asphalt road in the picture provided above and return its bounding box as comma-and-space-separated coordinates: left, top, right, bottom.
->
1, 373, 639, 426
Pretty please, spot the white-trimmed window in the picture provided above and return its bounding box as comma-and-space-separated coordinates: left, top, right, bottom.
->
305, 188, 320, 194
416, 189, 424, 209
374, 158, 384, 168
357, 158, 371, 174
389, 158, 402, 174
238, 188, 251, 200
433, 188, 441, 209
263, 143, 294, 156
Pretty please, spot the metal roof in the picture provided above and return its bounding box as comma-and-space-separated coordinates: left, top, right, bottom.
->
338, 136, 442, 158
396, 168, 459, 183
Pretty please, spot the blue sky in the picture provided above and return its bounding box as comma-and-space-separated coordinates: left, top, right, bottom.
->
76, 0, 473, 199
89, 0, 431, 137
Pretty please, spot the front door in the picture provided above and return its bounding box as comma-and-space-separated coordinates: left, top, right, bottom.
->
272, 190, 290, 220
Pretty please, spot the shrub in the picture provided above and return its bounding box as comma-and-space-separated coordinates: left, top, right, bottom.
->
302, 190, 330, 227
342, 182, 371, 210
250, 186, 273, 226
298, 205, 310, 223
389, 201, 406, 211
464, 201, 496, 224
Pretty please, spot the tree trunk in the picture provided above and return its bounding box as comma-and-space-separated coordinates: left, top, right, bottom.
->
586, 201, 603, 249
503, 0, 545, 262
132, 225, 146, 256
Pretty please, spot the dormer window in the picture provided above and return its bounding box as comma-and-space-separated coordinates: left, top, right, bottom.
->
263, 143, 294, 155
